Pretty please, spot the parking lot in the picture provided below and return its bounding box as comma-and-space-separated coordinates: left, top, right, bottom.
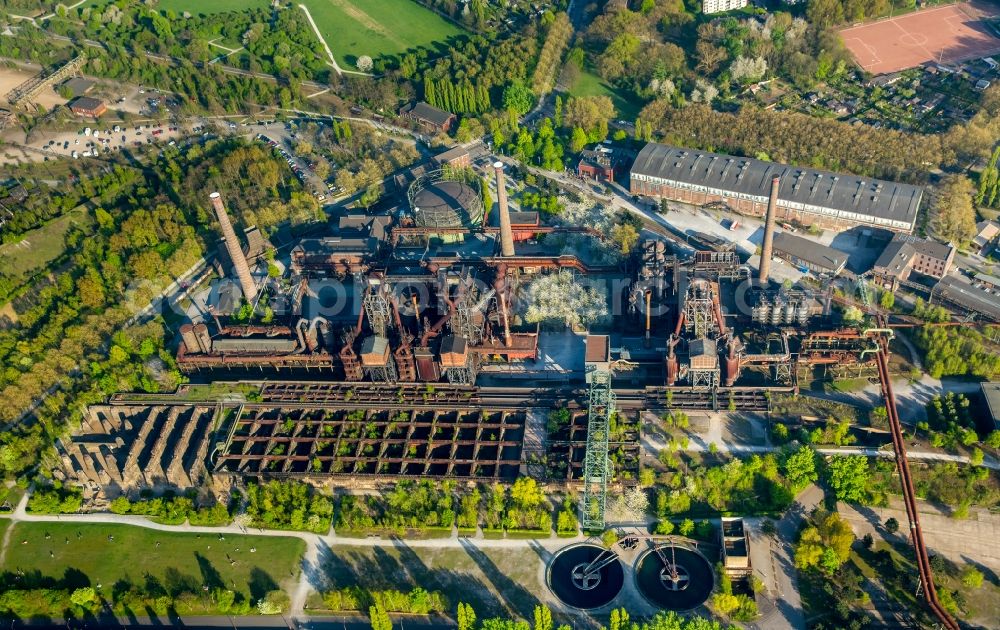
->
25, 121, 193, 161
254, 129, 331, 201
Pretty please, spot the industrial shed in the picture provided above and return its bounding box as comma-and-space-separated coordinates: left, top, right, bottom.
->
772, 232, 848, 275
629, 142, 922, 232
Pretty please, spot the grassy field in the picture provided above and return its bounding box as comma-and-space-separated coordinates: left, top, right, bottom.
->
307, 543, 544, 619
567, 69, 640, 120
298, 0, 463, 67
2, 522, 305, 600
0, 206, 92, 280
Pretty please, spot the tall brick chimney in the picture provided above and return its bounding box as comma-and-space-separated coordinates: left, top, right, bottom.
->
759, 176, 780, 286
209, 192, 257, 303
493, 161, 515, 257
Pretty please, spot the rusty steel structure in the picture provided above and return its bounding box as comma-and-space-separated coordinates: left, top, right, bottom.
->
873, 329, 960, 630
6, 54, 86, 110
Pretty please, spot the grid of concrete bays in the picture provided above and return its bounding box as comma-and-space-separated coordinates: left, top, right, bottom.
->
217, 406, 527, 478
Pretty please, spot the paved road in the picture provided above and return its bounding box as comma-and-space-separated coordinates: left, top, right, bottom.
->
744, 484, 822, 630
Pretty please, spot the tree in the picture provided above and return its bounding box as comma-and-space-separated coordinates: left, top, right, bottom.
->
961, 566, 984, 589
806, 0, 845, 29
884, 516, 899, 534
729, 56, 767, 84
970, 447, 984, 466
569, 127, 589, 153
502, 81, 535, 115
930, 175, 977, 244
610, 223, 639, 254
359, 184, 382, 211
457, 602, 477, 630
369, 604, 392, 630
70, 587, 97, 608
533, 606, 552, 630
783, 446, 817, 492
826, 455, 870, 503
879, 290, 894, 310
819, 547, 840, 575
522, 270, 608, 327
563, 96, 615, 142
357, 56, 373, 73
842, 306, 864, 325
679, 518, 695, 536
987, 430, 1000, 449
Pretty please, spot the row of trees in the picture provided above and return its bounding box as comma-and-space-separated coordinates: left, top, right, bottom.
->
244, 480, 333, 533
337, 480, 458, 532
640, 100, 947, 182
108, 493, 230, 526
531, 12, 572, 96
321, 587, 446, 614
913, 325, 1000, 380
655, 447, 818, 517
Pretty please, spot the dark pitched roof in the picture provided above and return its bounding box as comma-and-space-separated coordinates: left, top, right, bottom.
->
688, 338, 717, 357
400, 101, 454, 127
772, 232, 848, 272
631, 142, 922, 230
338, 213, 392, 241
440, 335, 467, 356
874, 233, 954, 275
983, 382, 1000, 425
69, 96, 104, 111
432, 145, 470, 164
292, 236, 375, 255
61, 77, 94, 95
931, 276, 1000, 321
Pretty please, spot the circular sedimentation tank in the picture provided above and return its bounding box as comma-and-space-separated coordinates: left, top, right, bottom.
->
635, 543, 714, 611
547, 543, 624, 609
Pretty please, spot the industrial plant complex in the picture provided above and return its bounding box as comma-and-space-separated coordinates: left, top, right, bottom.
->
51, 139, 982, 629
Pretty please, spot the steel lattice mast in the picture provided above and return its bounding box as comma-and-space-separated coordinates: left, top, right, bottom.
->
582, 369, 615, 531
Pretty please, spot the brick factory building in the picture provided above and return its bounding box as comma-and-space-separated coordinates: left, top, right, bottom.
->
69, 96, 107, 117
577, 146, 618, 181
399, 101, 456, 133
872, 232, 955, 291
629, 142, 922, 232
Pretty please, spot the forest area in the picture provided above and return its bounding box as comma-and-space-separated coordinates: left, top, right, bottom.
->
0, 137, 316, 485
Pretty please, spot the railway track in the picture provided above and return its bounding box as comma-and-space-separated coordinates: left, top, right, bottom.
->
874, 336, 959, 630
112, 383, 778, 411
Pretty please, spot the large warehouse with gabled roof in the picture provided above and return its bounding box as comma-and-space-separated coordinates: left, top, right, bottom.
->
629, 142, 922, 232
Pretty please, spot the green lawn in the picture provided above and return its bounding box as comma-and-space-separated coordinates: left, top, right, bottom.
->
2, 522, 305, 601
308, 543, 542, 619
299, 0, 464, 67
0, 206, 92, 280
567, 68, 641, 120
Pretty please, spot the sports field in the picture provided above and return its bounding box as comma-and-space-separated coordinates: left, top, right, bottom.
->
299, 0, 463, 67
840, 1, 1000, 74
1, 522, 305, 599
